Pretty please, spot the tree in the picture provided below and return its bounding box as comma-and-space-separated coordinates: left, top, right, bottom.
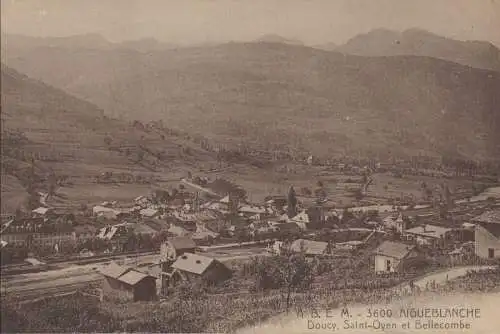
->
104, 136, 113, 146
287, 186, 297, 218
341, 208, 355, 225
253, 249, 314, 313
228, 191, 240, 215
136, 150, 145, 163
301, 187, 312, 196
47, 169, 57, 199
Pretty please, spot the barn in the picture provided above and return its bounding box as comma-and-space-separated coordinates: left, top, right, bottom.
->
100, 262, 157, 302
168, 253, 232, 285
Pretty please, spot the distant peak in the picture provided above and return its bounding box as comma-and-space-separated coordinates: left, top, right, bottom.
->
402, 28, 441, 38
50, 33, 108, 42
255, 34, 303, 45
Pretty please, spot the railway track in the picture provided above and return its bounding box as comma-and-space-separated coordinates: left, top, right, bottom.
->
2, 278, 102, 302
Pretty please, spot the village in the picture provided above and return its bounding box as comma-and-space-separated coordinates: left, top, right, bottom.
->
1, 159, 500, 307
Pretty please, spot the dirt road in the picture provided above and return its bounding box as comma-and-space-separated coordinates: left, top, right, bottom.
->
410, 266, 496, 289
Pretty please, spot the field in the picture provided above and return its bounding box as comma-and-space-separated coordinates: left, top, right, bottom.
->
206, 163, 493, 206
3, 154, 496, 213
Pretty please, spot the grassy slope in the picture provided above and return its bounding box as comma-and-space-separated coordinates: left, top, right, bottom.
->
1, 64, 217, 213
3, 42, 500, 161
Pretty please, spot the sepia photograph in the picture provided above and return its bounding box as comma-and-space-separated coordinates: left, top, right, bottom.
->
1, 0, 499, 333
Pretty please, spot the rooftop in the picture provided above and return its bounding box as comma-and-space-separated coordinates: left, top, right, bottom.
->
290, 239, 328, 255
171, 252, 216, 275
374, 241, 415, 259
99, 262, 155, 286
472, 210, 500, 224
168, 236, 196, 250
404, 224, 452, 239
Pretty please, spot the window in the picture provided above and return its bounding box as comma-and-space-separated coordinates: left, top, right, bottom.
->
488, 248, 495, 259
386, 260, 391, 272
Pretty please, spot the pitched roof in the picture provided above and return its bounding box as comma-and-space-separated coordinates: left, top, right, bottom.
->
290, 239, 328, 255
291, 211, 310, 223
73, 224, 97, 235
171, 253, 216, 275
374, 241, 415, 259
100, 262, 154, 286
140, 208, 159, 217
132, 223, 158, 235
477, 223, 500, 238
192, 230, 219, 240
404, 224, 452, 239
100, 262, 132, 279
118, 270, 152, 286
32, 207, 51, 215
168, 224, 189, 236
168, 236, 196, 250
472, 210, 500, 224
239, 205, 269, 214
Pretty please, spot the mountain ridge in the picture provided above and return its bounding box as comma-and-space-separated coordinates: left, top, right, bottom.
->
333, 28, 500, 72
3, 40, 500, 162
1, 64, 217, 213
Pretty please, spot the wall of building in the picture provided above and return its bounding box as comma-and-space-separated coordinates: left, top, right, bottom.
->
102, 277, 134, 302
374, 255, 401, 273
475, 225, 500, 259
133, 277, 157, 301
1, 232, 75, 247
204, 262, 232, 283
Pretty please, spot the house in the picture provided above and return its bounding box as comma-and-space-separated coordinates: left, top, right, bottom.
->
73, 224, 97, 242
268, 240, 285, 255
239, 205, 270, 217
276, 222, 302, 235
100, 262, 157, 302
32, 207, 54, 217
92, 206, 122, 220
403, 224, 453, 247
192, 229, 219, 245
382, 213, 407, 233
290, 239, 331, 256
472, 210, 500, 259
169, 253, 232, 285
0, 218, 75, 248
167, 224, 190, 237
134, 195, 149, 206
373, 241, 417, 274
131, 223, 158, 237
291, 211, 311, 225
217, 195, 231, 211
139, 208, 160, 219
160, 237, 197, 262
249, 221, 279, 235
97, 223, 130, 250
264, 196, 287, 211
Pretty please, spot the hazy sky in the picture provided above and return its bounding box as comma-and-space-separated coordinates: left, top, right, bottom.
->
1, 0, 500, 46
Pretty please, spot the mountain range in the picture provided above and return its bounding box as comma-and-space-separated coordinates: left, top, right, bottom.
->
2, 30, 500, 164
